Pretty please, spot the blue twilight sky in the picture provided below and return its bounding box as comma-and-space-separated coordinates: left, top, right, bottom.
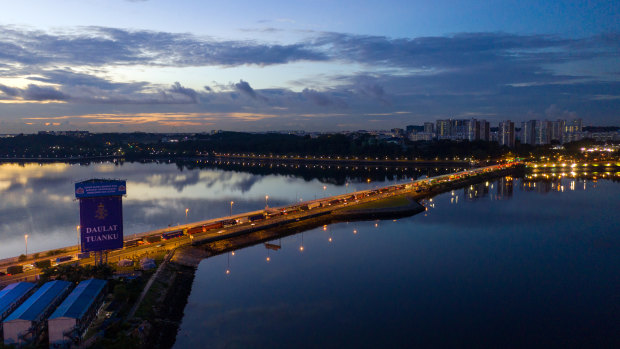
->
0, 0, 618, 132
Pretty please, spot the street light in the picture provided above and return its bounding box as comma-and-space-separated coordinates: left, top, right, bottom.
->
265, 195, 269, 208
185, 208, 189, 222
24, 234, 28, 256
76, 225, 80, 251
230, 201, 234, 216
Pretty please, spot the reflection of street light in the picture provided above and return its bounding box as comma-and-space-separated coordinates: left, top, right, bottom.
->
24, 234, 28, 256
230, 201, 234, 216
226, 252, 231, 275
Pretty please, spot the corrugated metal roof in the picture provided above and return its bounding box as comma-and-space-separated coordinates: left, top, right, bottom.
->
4, 280, 71, 322
0, 282, 35, 320
49, 279, 106, 320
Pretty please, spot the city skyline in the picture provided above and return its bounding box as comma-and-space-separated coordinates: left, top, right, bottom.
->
0, 0, 619, 133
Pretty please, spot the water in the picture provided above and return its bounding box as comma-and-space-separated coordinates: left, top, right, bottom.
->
1, 162, 618, 347
0, 160, 437, 259
174, 177, 620, 348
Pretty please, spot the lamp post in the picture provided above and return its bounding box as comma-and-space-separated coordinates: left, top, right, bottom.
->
24, 234, 28, 257
265, 195, 269, 208
76, 225, 80, 251
185, 208, 189, 222
230, 201, 234, 216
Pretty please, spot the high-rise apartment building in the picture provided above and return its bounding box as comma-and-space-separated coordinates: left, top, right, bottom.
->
534, 120, 552, 145
520, 120, 536, 145
566, 118, 583, 133
436, 120, 451, 139
423, 122, 434, 134
551, 119, 565, 143
478, 120, 490, 141
499, 120, 515, 147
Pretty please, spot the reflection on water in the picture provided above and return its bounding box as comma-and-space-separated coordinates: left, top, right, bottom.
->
0, 161, 460, 259
174, 176, 620, 348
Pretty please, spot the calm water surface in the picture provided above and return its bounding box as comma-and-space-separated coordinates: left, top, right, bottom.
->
174, 177, 619, 348
1, 162, 618, 347
0, 161, 423, 258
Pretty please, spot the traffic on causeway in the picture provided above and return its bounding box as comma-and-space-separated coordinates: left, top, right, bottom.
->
0, 161, 522, 286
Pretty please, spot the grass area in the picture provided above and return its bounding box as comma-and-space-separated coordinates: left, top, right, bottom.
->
343, 195, 411, 211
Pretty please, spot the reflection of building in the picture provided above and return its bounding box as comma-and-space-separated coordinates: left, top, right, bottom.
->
520, 180, 554, 194
464, 182, 489, 201
495, 177, 514, 199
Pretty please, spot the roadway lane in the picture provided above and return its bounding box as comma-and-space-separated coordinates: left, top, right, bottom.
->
0, 162, 521, 287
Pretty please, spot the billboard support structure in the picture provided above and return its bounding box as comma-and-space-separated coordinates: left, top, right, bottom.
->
75, 179, 126, 265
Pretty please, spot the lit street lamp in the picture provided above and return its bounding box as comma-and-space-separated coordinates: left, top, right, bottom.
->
265, 195, 269, 208
24, 234, 28, 256
185, 208, 189, 222
230, 201, 234, 216
76, 225, 80, 251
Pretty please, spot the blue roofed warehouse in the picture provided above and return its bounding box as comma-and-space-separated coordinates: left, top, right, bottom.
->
0, 282, 36, 336
48, 279, 107, 348
2, 280, 72, 346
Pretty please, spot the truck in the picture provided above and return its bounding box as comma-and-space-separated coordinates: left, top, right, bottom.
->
7, 265, 23, 275
236, 216, 249, 224
55, 256, 73, 264
307, 202, 321, 210
204, 221, 224, 231
161, 230, 184, 240
145, 235, 162, 244
124, 238, 143, 248
186, 226, 204, 235
220, 219, 237, 226
35, 260, 52, 269
248, 213, 265, 222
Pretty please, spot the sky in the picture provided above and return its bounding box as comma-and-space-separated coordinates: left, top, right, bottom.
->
0, 0, 619, 133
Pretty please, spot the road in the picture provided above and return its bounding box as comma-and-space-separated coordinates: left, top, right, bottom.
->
0, 162, 521, 287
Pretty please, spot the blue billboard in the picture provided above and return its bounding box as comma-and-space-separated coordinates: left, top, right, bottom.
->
75, 180, 126, 198
79, 196, 123, 252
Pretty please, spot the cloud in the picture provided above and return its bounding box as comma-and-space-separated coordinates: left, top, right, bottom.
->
170, 82, 199, 103
352, 77, 390, 105
234, 80, 258, 99
545, 104, 577, 120
0, 25, 619, 130
0, 84, 68, 101
0, 25, 328, 68
233, 80, 269, 102
302, 88, 347, 108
